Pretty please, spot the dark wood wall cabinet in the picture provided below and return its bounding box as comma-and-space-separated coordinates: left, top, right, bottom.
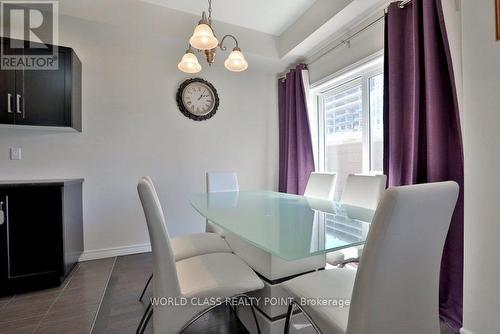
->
0, 179, 84, 295
0, 38, 82, 131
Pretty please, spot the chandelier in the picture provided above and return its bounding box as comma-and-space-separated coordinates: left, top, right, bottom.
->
177, 0, 248, 73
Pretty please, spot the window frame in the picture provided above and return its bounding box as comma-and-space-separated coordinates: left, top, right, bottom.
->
310, 55, 384, 175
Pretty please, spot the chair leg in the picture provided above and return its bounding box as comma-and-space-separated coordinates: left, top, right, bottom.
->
283, 301, 322, 334
248, 301, 261, 334
140, 307, 153, 334
139, 273, 153, 302
337, 257, 360, 268
234, 295, 261, 334
136, 302, 152, 334
283, 302, 294, 334
179, 303, 224, 333
178, 294, 261, 334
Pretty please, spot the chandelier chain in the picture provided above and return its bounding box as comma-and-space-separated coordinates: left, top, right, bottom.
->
208, 0, 212, 22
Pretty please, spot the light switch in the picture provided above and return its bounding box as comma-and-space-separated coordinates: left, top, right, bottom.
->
10, 147, 22, 160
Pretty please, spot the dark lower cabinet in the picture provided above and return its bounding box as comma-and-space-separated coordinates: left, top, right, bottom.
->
0, 179, 83, 296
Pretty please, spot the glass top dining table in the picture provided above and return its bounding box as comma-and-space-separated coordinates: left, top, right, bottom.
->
190, 191, 375, 261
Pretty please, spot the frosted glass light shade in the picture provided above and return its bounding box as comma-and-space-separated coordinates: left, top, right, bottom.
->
189, 23, 219, 50
224, 49, 248, 72
177, 52, 201, 73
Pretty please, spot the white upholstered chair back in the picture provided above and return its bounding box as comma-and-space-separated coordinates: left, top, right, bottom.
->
303, 172, 337, 200
347, 181, 459, 334
143, 176, 161, 208
206, 171, 239, 192
137, 178, 182, 333
341, 174, 387, 210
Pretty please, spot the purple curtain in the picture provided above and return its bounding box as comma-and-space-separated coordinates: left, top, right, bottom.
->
278, 64, 314, 195
383, 1, 464, 332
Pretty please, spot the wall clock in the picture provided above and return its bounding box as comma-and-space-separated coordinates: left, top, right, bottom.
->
176, 78, 219, 121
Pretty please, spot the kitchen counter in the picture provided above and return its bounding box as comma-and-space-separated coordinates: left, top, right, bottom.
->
0, 179, 84, 186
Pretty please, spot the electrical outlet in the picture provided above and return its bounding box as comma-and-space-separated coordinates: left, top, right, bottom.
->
10, 147, 22, 160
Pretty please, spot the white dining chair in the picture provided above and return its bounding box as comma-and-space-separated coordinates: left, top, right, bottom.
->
283, 181, 459, 334
302, 172, 341, 264
137, 178, 264, 334
327, 174, 387, 266
340, 174, 387, 210
137, 177, 232, 329
143, 176, 231, 261
303, 172, 337, 200
205, 171, 239, 236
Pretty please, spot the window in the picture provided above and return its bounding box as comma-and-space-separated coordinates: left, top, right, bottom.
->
369, 74, 384, 172
311, 56, 384, 201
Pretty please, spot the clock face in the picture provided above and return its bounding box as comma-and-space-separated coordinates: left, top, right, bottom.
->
176, 78, 219, 121
182, 82, 216, 116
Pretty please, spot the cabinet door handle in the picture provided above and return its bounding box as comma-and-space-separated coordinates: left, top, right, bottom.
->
7, 94, 13, 113
16, 94, 22, 115
0, 200, 5, 226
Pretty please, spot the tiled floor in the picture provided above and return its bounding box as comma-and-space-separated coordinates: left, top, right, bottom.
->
92, 253, 157, 334
92, 253, 247, 334
0, 257, 115, 334
0, 254, 458, 334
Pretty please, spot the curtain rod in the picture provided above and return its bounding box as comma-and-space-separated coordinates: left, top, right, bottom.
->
305, 14, 385, 66
279, 0, 413, 80
398, 0, 412, 8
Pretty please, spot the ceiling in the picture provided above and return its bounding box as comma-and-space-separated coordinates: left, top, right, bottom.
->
139, 0, 317, 36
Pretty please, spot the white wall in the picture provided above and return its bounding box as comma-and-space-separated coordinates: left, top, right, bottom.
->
0, 11, 279, 258
461, 1, 500, 333
441, 0, 463, 114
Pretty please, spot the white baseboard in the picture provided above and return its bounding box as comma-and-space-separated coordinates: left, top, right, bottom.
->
79, 243, 151, 262
460, 328, 474, 334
